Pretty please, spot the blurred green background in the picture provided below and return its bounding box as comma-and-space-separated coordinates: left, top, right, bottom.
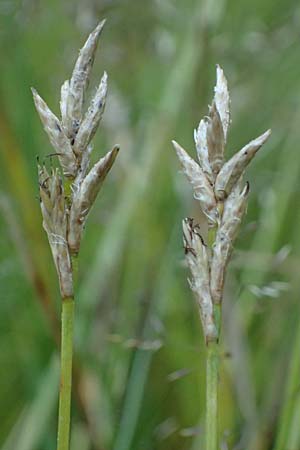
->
0, 0, 300, 449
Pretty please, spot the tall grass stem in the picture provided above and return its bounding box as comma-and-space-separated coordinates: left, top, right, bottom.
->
206, 341, 219, 450
57, 297, 74, 450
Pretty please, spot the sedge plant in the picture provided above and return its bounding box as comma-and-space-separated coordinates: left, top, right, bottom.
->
172, 66, 271, 450
32, 21, 119, 450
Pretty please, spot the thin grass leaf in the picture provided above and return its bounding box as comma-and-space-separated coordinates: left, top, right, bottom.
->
2, 356, 59, 450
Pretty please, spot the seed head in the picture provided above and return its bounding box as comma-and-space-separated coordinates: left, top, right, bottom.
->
33, 21, 119, 297
174, 65, 271, 342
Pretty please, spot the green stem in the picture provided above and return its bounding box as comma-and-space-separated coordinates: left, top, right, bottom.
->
57, 297, 74, 450
206, 222, 220, 450
206, 341, 219, 450
208, 226, 217, 248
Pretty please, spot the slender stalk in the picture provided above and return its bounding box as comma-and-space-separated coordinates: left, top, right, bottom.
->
206, 225, 220, 450
206, 341, 219, 450
57, 297, 75, 450
57, 176, 77, 450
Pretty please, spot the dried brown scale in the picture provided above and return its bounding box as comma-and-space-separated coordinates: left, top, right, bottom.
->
206, 102, 225, 176
68, 145, 119, 255
32, 89, 77, 178
194, 119, 214, 184
173, 65, 271, 342
214, 129, 271, 200
210, 182, 249, 304
172, 140, 218, 224
73, 72, 108, 156
214, 64, 230, 140
72, 144, 93, 193
33, 20, 119, 297
220, 181, 250, 242
64, 19, 106, 138
183, 218, 217, 342
38, 167, 73, 298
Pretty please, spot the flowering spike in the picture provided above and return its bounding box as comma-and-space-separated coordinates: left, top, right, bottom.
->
38, 168, 73, 298
32, 88, 77, 178
68, 145, 119, 254
182, 218, 218, 342
73, 72, 108, 156
221, 181, 249, 241
63, 20, 106, 138
214, 129, 271, 200
210, 182, 249, 304
33, 21, 118, 263
172, 140, 218, 224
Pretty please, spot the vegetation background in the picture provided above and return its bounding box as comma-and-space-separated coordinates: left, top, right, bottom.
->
0, 0, 299, 449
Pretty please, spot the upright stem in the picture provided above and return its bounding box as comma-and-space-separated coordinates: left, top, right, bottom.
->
56, 179, 76, 450
206, 224, 220, 450
57, 296, 75, 450
206, 341, 219, 450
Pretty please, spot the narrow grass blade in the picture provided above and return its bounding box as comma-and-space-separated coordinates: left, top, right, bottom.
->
2, 355, 59, 450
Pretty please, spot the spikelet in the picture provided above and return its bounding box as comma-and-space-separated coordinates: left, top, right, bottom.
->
63, 19, 106, 138
194, 119, 214, 183
206, 101, 225, 176
214, 129, 271, 200
38, 166, 73, 298
32, 89, 77, 178
68, 146, 119, 254
214, 65, 230, 140
172, 140, 218, 224
182, 218, 217, 342
210, 182, 249, 304
73, 72, 108, 156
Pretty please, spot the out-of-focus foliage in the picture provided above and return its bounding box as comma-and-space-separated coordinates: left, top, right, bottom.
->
0, 1, 300, 449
